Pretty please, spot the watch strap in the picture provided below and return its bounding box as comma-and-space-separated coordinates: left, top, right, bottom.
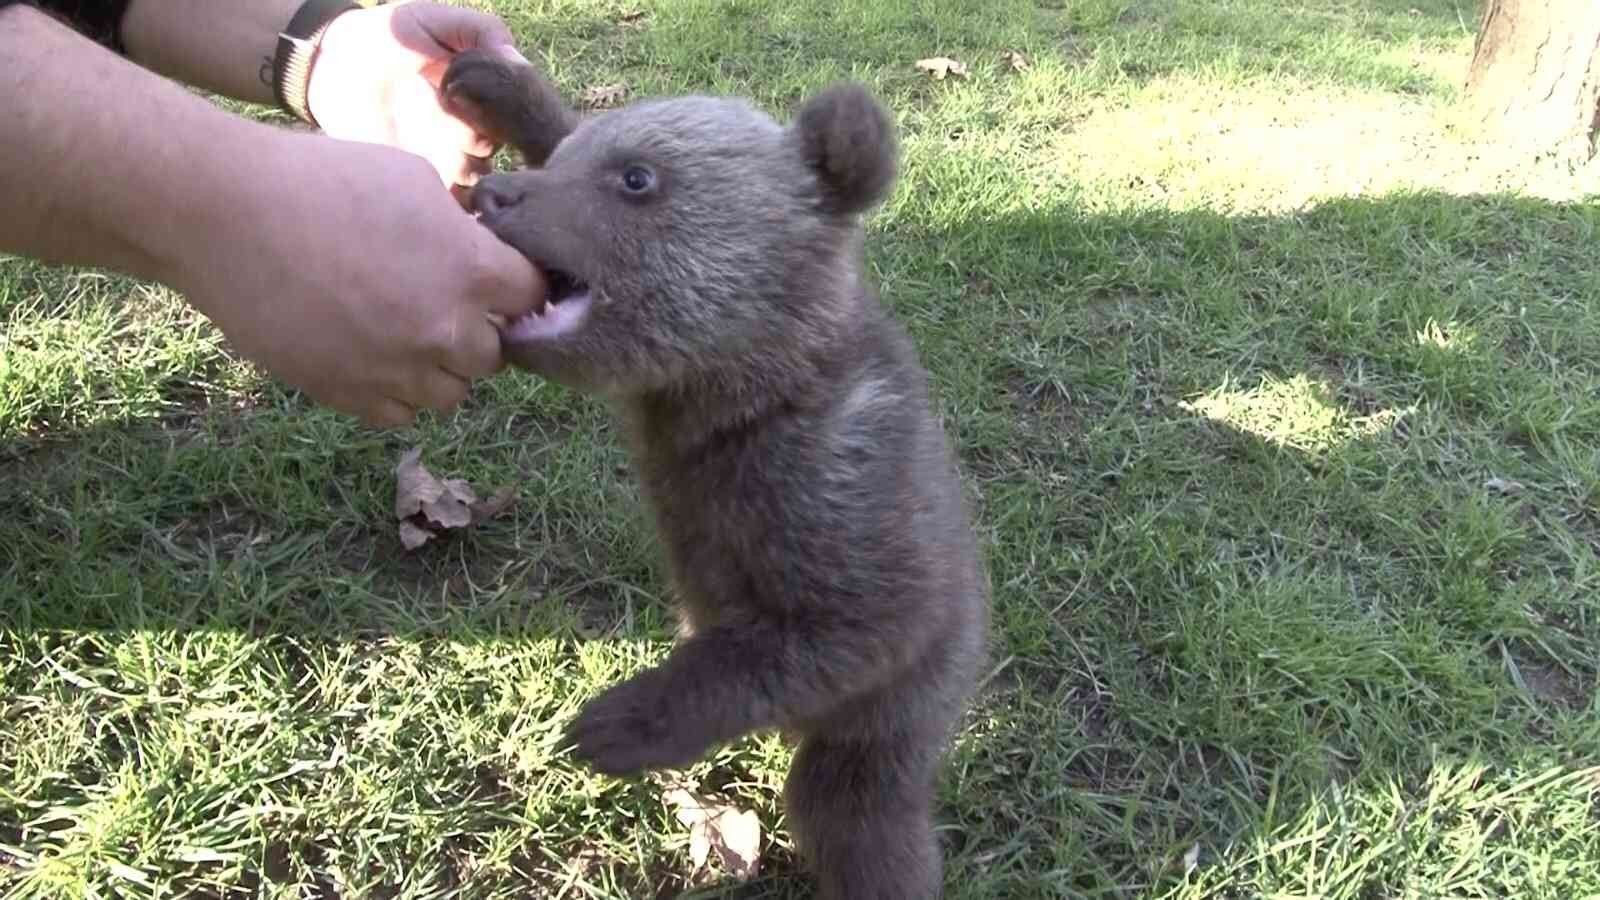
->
272, 0, 361, 127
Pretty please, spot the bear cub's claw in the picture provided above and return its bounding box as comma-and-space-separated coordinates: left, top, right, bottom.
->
440, 49, 527, 145
440, 48, 577, 168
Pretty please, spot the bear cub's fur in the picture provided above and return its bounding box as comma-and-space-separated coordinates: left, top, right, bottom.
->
442, 51, 991, 900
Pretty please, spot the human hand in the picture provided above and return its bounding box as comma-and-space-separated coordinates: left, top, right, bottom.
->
164, 125, 545, 428
306, 0, 528, 192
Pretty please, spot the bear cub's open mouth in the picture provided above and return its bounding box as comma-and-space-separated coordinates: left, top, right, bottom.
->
500, 266, 594, 343
542, 269, 588, 313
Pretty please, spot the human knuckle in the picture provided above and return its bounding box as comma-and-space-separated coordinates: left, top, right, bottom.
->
416, 329, 456, 365
379, 406, 416, 429
440, 386, 470, 414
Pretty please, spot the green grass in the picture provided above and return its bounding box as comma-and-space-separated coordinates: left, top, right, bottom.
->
4, 0, 1599, 896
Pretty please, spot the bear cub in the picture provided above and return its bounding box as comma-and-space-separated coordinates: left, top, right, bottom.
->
441, 50, 991, 900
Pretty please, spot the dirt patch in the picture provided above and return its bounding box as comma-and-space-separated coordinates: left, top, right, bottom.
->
1006, 368, 1082, 432
1512, 654, 1592, 711
1044, 76, 1600, 216
506, 840, 654, 898
165, 502, 275, 560
0, 841, 19, 873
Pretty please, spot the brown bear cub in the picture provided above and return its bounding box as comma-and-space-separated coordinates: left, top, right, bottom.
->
441, 50, 991, 899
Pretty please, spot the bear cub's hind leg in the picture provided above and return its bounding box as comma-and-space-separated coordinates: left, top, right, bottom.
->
785, 734, 944, 900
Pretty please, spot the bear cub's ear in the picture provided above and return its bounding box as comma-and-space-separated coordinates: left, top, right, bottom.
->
793, 82, 899, 216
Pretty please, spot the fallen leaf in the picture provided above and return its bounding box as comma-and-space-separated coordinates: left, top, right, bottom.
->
581, 83, 628, 109
426, 477, 477, 529
395, 447, 444, 520
442, 477, 477, 504
393, 448, 518, 551
399, 519, 436, 551
664, 787, 762, 881
915, 57, 968, 80
1182, 842, 1200, 875
1002, 50, 1031, 72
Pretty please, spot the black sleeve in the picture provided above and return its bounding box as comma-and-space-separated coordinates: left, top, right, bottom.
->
0, 1, 133, 53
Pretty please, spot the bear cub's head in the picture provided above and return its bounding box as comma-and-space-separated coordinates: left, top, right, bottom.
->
447, 55, 899, 396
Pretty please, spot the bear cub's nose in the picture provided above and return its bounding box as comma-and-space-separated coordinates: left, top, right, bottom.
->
472, 176, 526, 218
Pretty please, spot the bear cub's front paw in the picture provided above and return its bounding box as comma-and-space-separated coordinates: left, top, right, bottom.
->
440, 48, 531, 144
565, 675, 713, 776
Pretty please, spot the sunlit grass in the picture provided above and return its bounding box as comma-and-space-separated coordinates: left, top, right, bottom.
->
1179, 372, 1414, 454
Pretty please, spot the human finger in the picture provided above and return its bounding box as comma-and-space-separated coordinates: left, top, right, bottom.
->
425, 101, 497, 160
408, 120, 491, 189
468, 232, 547, 319
445, 158, 495, 208
454, 154, 494, 189
363, 397, 419, 430
414, 368, 473, 414
402, 3, 517, 57
440, 315, 506, 382
421, 145, 486, 191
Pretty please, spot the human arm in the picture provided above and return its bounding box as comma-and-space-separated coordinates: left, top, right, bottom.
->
0, 5, 544, 426
117, 0, 305, 106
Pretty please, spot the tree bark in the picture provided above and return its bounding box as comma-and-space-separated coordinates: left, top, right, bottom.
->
1463, 0, 1600, 161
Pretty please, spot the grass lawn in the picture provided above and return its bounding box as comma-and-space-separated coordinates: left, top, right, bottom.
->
4, 0, 1599, 896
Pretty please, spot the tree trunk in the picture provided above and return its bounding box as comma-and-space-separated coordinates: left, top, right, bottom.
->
1463, 0, 1600, 161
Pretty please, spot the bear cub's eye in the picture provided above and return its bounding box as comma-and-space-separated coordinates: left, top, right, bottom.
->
621, 165, 656, 194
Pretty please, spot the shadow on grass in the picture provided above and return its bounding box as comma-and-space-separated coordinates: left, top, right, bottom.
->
891, 188, 1600, 897
0, 379, 658, 637
4, 184, 1598, 897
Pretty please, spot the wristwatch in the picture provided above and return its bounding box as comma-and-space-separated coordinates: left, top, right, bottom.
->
272, 0, 364, 127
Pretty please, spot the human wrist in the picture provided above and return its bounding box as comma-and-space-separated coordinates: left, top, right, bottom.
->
300, 2, 366, 129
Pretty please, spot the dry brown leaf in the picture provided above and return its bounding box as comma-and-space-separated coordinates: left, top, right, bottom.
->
915, 57, 968, 80
395, 447, 444, 520
581, 83, 628, 109
398, 519, 436, 551
1003, 50, 1031, 72
393, 448, 519, 551
442, 477, 478, 504
664, 787, 762, 881
425, 477, 477, 529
